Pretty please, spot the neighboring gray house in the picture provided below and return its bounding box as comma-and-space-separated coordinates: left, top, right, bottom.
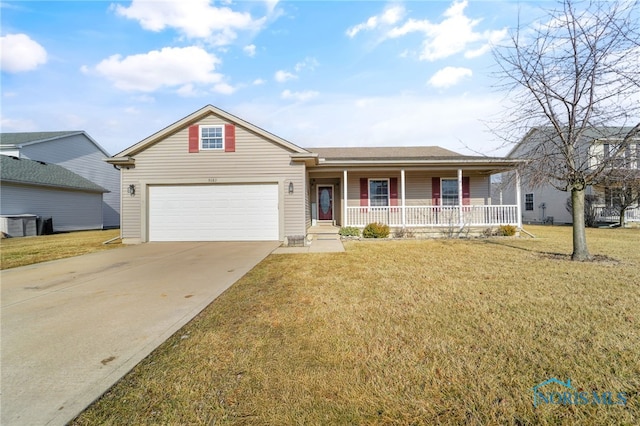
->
0, 131, 120, 228
499, 127, 640, 225
108, 105, 522, 244
0, 155, 108, 233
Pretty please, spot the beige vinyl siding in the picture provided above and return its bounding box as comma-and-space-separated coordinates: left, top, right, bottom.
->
346, 171, 490, 207
120, 113, 305, 242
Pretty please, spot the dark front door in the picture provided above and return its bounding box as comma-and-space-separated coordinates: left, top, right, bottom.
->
318, 186, 333, 221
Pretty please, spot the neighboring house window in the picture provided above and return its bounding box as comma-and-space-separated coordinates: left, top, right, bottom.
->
441, 179, 459, 206
369, 179, 389, 207
525, 193, 534, 211
603, 143, 610, 159
201, 125, 224, 150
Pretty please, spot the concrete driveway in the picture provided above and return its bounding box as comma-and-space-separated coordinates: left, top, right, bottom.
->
1, 241, 279, 426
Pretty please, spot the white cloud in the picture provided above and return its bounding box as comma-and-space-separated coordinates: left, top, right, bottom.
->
281, 89, 319, 102
131, 94, 156, 103
213, 82, 236, 95
294, 57, 319, 72
253, 78, 266, 85
176, 83, 199, 97
357, 0, 506, 61
428, 66, 472, 88
93, 46, 223, 92
0, 115, 37, 131
274, 70, 297, 83
0, 33, 47, 73
243, 44, 257, 57
346, 4, 405, 38
113, 0, 266, 46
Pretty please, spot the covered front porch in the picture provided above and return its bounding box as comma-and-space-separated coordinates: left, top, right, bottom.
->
308, 168, 522, 230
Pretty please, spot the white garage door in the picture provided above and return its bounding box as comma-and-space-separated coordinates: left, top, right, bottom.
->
148, 184, 279, 241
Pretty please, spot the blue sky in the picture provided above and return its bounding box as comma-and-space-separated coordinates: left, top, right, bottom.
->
1, 0, 546, 156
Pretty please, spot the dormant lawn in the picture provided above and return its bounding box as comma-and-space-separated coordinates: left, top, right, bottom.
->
0, 229, 120, 270
69, 225, 639, 425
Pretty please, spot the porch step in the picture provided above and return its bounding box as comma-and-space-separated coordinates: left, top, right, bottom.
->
307, 225, 341, 240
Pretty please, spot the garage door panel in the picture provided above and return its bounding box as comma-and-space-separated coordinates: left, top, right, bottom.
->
149, 184, 279, 241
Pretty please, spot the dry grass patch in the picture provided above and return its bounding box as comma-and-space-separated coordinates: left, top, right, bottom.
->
0, 229, 121, 270
72, 225, 639, 425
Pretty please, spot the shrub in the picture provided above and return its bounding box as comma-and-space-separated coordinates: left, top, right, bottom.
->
482, 227, 498, 237
393, 227, 415, 239
338, 226, 361, 237
498, 225, 517, 236
362, 222, 390, 238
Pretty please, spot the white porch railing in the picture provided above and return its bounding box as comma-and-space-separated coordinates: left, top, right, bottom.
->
346, 205, 519, 227
594, 206, 640, 223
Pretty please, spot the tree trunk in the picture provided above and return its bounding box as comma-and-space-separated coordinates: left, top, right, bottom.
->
571, 188, 591, 261
619, 208, 625, 227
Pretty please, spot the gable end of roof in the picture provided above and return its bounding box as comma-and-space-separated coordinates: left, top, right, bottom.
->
115, 104, 310, 157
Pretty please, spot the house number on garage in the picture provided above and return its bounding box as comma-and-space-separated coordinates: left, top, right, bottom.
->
207, 178, 217, 183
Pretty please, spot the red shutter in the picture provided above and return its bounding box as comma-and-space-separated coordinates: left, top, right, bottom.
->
224, 124, 235, 152
462, 177, 470, 205
360, 178, 368, 206
432, 177, 441, 206
188, 125, 199, 153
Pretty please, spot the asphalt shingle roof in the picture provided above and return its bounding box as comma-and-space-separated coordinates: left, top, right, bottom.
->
308, 146, 506, 161
1, 155, 108, 193
0, 131, 84, 146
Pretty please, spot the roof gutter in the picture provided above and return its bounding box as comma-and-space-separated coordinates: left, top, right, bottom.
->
105, 156, 135, 169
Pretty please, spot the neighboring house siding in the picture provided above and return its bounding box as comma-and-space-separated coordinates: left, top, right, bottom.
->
120, 114, 305, 242
0, 183, 103, 232
499, 172, 575, 224
18, 134, 120, 228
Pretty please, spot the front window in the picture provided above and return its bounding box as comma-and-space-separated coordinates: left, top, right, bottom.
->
441, 179, 459, 206
369, 179, 389, 207
525, 193, 534, 211
201, 125, 224, 150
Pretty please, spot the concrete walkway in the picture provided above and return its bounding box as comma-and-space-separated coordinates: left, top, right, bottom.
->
0, 241, 279, 426
272, 236, 345, 254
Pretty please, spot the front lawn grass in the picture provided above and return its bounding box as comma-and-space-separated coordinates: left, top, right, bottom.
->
72, 225, 639, 425
0, 229, 121, 270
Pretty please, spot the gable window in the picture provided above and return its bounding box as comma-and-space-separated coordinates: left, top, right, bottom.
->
369, 179, 389, 207
441, 179, 458, 206
201, 125, 224, 150
525, 193, 534, 211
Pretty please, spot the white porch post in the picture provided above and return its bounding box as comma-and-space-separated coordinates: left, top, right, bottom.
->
515, 169, 522, 228
343, 169, 348, 227
458, 168, 463, 227
401, 168, 406, 227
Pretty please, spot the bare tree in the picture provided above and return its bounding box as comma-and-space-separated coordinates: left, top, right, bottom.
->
493, 0, 640, 260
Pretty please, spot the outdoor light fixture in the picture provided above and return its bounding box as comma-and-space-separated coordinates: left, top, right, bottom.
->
128, 184, 136, 196
288, 181, 294, 194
